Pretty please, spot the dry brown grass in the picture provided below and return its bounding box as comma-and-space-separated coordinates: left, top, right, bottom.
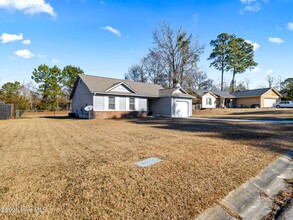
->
22, 111, 69, 118
0, 117, 292, 219
193, 108, 293, 120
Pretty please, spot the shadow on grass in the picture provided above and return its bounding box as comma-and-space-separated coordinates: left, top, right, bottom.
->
39, 116, 70, 119
228, 110, 293, 120
127, 117, 293, 155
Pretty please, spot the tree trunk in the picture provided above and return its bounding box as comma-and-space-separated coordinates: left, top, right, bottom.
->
221, 68, 224, 91
231, 70, 236, 92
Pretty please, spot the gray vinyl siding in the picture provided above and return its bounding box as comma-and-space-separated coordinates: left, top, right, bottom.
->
72, 79, 93, 117
150, 97, 171, 116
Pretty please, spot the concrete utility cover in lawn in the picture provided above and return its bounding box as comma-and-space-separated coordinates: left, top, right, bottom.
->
135, 157, 162, 167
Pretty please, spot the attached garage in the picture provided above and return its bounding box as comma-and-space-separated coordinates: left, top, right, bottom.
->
150, 88, 193, 118
261, 89, 281, 108
263, 98, 277, 108
233, 88, 282, 108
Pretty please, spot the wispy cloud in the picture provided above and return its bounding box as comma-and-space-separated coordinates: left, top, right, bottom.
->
245, 40, 260, 51
22, 39, 31, 45
268, 37, 284, 44
240, 0, 268, 14
101, 26, 121, 37
52, 59, 59, 64
0, 33, 23, 43
0, 0, 56, 17
275, 25, 283, 30
288, 22, 293, 31
240, 0, 257, 3
14, 49, 34, 59
250, 66, 262, 73
266, 69, 274, 74
243, 4, 261, 12
37, 54, 46, 58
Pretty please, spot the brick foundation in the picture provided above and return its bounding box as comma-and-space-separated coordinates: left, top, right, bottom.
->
93, 111, 147, 119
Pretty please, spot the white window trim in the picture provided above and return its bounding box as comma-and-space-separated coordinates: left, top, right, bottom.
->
108, 96, 116, 110
129, 97, 135, 111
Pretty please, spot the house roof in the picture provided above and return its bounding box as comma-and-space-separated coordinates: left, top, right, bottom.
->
210, 91, 235, 98
194, 88, 282, 99
159, 87, 194, 98
194, 90, 235, 98
70, 74, 194, 99
232, 88, 282, 98
202, 92, 218, 98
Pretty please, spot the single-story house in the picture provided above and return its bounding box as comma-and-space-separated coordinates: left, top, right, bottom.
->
70, 74, 194, 118
194, 88, 282, 108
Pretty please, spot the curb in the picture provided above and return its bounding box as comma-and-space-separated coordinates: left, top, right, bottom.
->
196, 150, 293, 220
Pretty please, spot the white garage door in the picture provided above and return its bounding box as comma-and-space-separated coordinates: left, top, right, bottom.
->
264, 98, 277, 108
175, 101, 189, 117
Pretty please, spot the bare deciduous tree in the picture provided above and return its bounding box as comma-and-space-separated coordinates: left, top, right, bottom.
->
152, 22, 204, 88
266, 75, 274, 88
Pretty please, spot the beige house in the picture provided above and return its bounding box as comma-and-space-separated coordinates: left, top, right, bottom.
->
195, 88, 282, 109
201, 92, 217, 108
233, 88, 282, 108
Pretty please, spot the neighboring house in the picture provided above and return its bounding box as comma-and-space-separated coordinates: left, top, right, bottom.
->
194, 88, 282, 109
70, 74, 194, 118
201, 92, 217, 109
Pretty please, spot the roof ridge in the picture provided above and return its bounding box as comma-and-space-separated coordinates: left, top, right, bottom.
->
80, 74, 163, 87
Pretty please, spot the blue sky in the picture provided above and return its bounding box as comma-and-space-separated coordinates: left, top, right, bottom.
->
0, 0, 292, 89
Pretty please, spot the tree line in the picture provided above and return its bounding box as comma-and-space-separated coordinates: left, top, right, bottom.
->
0, 65, 84, 115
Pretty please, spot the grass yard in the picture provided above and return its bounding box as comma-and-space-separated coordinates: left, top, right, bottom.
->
0, 115, 292, 219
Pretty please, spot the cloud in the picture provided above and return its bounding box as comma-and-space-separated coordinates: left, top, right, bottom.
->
288, 22, 293, 31
0, 0, 56, 17
240, 0, 257, 3
52, 58, 59, 64
266, 69, 274, 75
243, 4, 261, 12
22, 39, 31, 45
240, 0, 268, 13
14, 49, 34, 59
0, 33, 23, 43
268, 37, 284, 44
101, 26, 121, 37
37, 54, 46, 58
250, 67, 262, 73
275, 25, 283, 30
245, 40, 260, 51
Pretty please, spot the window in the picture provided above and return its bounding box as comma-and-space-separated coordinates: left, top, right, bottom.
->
108, 97, 115, 110
129, 97, 135, 110
206, 98, 212, 105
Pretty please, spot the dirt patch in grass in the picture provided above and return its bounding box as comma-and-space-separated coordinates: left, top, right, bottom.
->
0, 118, 292, 219
193, 108, 293, 120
